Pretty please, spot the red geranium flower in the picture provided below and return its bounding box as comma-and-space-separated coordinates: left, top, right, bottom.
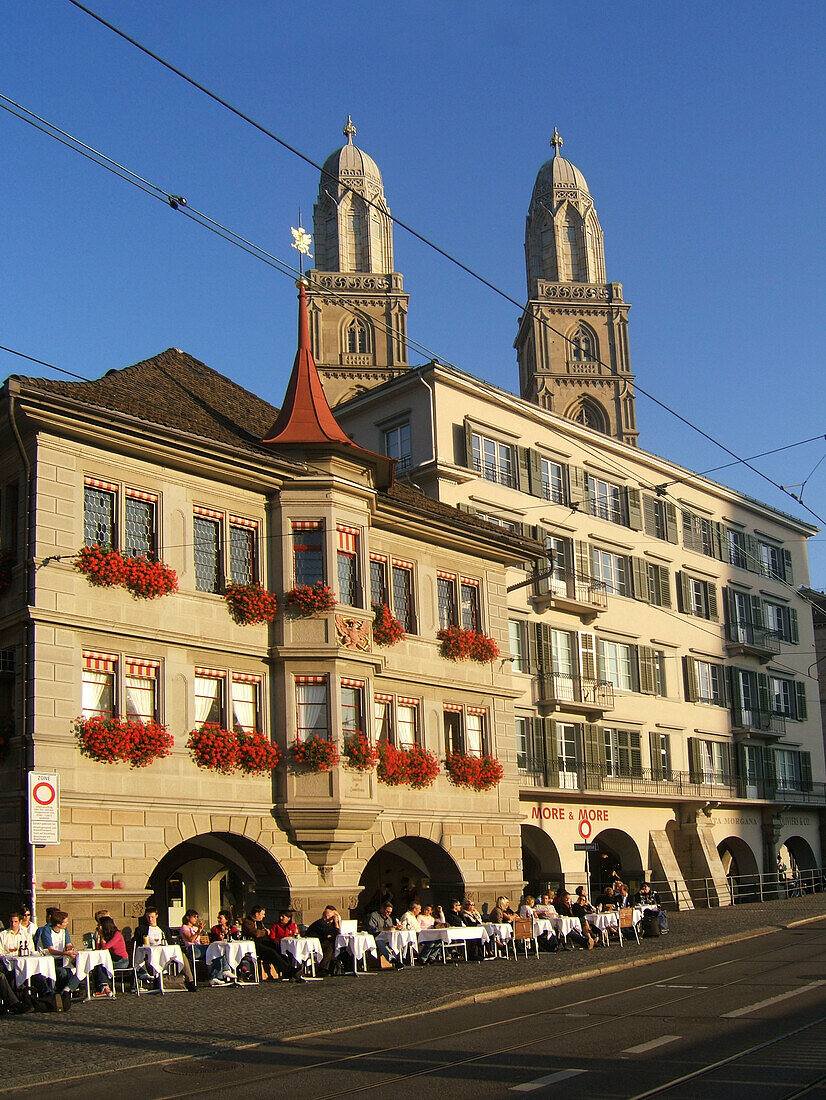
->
286, 583, 337, 616
291, 735, 339, 772
444, 751, 504, 791
372, 603, 405, 647
224, 583, 278, 625
342, 731, 379, 771
437, 626, 499, 663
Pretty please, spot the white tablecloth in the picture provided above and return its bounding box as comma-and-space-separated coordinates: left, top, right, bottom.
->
376, 929, 418, 957
548, 916, 580, 940
205, 940, 256, 971
1, 953, 57, 987
335, 931, 377, 963
134, 944, 185, 976
484, 923, 513, 942
418, 926, 490, 945
532, 918, 556, 939
586, 912, 618, 932
279, 937, 323, 967
74, 949, 113, 983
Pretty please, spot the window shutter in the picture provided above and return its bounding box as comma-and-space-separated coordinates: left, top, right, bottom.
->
743, 534, 759, 574
657, 565, 671, 608
713, 522, 727, 561
683, 656, 698, 702
626, 488, 643, 531
575, 540, 591, 581
722, 742, 734, 783
527, 449, 544, 497
464, 420, 475, 470
781, 549, 793, 583
718, 664, 730, 707
535, 622, 553, 677
664, 502, 678, 543
687, 737, 702, 783
682, 511, 700, 553
570, 466, 590, 514
795, 681, 808, 721
631, 557, 649, 603
543, 718, 559, 787
789, 607, 799, 644
800, 750, 813, 792
649, 731, 663, 779
750, 594, 764, 629
630, 732, 643, 777
579, 632, 597, 680
642, 495, 657, 537
582, 722, 605, 788
517, 446, 531, 493
757, 672, 771, 714
638, 645, 657, 695
762, 747, 777, 798
530, 716, 548, 785
676, 571, 690, 614
727, 666, 742, 709
723, 587, 736, 633
706, 582, 718, 621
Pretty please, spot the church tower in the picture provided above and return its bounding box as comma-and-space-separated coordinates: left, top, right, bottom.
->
306, 118, 409, 406
514, 129, 638, 446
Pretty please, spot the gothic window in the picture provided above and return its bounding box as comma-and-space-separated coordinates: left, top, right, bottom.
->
568, 397, 608, 434
570, 325, 596, 362
561, 206, 586, 281
344, 317, 370, 355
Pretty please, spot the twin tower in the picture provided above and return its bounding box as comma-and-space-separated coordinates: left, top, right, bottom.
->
307, 119, 638, 447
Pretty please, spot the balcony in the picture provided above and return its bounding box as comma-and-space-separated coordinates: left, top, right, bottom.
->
731, 705, 786, 738
533, 573, 608, 622
725, 620, 781, 662
472, 457, 518, 490
537, 671, 614, 717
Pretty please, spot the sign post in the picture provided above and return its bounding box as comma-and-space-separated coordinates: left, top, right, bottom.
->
28, 771, 60, 845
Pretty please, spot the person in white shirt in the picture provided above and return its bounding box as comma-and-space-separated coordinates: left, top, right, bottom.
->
0, 912, 36, 955
518, 895, 537, 919
399, 902, 422, 932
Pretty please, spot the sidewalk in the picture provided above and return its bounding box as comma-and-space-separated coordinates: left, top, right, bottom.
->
1, 893, 824, 1092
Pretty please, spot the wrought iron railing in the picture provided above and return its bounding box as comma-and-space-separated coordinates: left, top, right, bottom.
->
541, 573, 608, 609
731, 706, 786, 736
537, 672, 614, 711
472, 457, 517, 489
726, 620, 781, 654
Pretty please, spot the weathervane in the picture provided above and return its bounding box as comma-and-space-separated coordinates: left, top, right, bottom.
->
290, 209, 313, 281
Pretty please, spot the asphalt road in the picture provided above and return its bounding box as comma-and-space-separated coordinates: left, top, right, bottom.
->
6, 914, 826, 1099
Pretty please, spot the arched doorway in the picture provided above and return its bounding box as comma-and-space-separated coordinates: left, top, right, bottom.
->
357, 837, 464, 917
521, 824, 563, 898
148, 833, 291, 928
780, 836, 819, 893
591, 829, 644, 895
717, 836, 760, 903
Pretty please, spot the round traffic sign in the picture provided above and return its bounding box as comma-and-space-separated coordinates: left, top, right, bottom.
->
578, 818, 592, 840
32, 781, 56, 806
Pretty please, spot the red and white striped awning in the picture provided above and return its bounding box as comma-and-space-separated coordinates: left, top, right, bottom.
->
126, 658, 159, 678
369, 552, 387, 563
232, 672, 262, 684
460, 577, 480, 587
337, 525, 359, 553
292, 520, 321, 530
83, 651, 117, 672
229, 515, 258, 530
437, 570, 456, 580
295, 675, 325, 685
397, 697, 420, 707
126, 488, 158, 503
443, 702, 463, 713
467, 706, 487, 716
195, 667, 226, 679
392, 559, 414, 570
84, 477, 118, 493
194, 506, 222, 520
341, 677, 364, 689
374, 693, 393, 704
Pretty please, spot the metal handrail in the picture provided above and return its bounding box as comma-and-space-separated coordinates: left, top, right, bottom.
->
731, 706, 786, 735
537, 672, 614, 710
727, 619, 782, 654
472, 457, 517, 489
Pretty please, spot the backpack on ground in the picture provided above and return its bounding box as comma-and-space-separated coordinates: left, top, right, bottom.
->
642, 912, 661, 938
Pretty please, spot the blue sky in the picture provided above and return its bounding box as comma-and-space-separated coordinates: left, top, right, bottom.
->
4, 2, 826, 582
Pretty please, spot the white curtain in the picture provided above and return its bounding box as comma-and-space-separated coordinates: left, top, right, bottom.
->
82, 670, 112, 718
195, 676, 220, 726
232, 682, 257, 732
298, 684, 327, 740
125, 676, 155, 722
397, 705, 416, 749
466, 714, 483, 756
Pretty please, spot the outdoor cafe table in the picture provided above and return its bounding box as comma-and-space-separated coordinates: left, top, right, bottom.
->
531, 917, 557, 944
335, 931, 377, 973
134, 943, 186, 980
1, 953, 56, 989
376, 928, 418, 965
547, 915, 580, 944
205, 940, 258, 981
483, 922, 513, 958
417, 925, 489, 964
74, 949, 114, 999
586, 911, 620, 945
279, 936, 323, 978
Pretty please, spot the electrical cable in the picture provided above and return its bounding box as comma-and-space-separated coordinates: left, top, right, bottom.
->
64, 0, 826, 528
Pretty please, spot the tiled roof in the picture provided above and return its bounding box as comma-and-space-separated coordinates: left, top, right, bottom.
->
13, 348, 281, 452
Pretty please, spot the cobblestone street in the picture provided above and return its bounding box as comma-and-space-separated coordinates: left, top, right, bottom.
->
1, 895, 824, 1093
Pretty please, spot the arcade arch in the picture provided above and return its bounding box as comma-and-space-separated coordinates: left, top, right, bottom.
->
521, 824, 562, 897
357, 837, 464, 917
590, 828, 644, 894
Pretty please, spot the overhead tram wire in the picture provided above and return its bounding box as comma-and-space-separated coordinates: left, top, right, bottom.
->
65, 0, 826, 529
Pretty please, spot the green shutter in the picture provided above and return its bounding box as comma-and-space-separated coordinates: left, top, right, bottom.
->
750, 594, 764, 629
582, 722, 605, 789
525, 619, 537, 674
527, 448, 544, 498
795, 680, 808, 721
721, 742, 734, 782
664, 502, 678, 543
575, 540, 591, 581
706, 582, 718, 621
682, 510, 700, 553
743, 534, 759, 574
657, 565, 672, 608
723, 587, 737, 635
687, 737, 702, 783
677, 571, 690, 614
757, 673, 771, 714
626, 487, 643, 531
631, 557, 649, 603
762, 746, 777, 798
713, 522, 727, 561
545, 718, 560, 787
531, 716, 549, 785
464, 420, 475, 470
638, 645, 657, 695
580, 632, 597, 680
781, 549, 793, 583
788, 607, 799, 644
535, 623, 553, 677
630, 731, 642, 777
683, 656, 698, 702
649, 731, 663, 779
517, 446, 531, 493
800, 750, 813, 792
642, 494, 657, 537
570, 466, 590, 514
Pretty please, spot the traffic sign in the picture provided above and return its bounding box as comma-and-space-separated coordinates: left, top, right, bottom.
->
574, 842, 599, 852
28, 772, 60, 845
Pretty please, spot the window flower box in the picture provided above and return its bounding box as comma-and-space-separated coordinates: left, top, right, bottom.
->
74, 716, 173, 768
377, 742, 440, 789
223, 582, 278, 625
286, 582, 337, 616
372, 603, 405, 647
444, 751, 504, 791
342, 731, 379, 771
187, 723, 239, 774
437, 626, 500, 663
291, 734, 339, 772
74, 546, 178, 600
237, 730, 282, 775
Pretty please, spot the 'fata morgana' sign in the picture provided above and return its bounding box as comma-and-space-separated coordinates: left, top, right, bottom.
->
28, 772, 60, 845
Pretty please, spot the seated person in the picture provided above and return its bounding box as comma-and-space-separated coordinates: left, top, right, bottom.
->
243, 905, 303, 981
0, 967, 33, 1016
462, 898, 491, 960
366, 902, 404, 968
553, 891, 594, 949
415, 903, 443, 964
137, 905, 167, 947
305, 905, 344, 976
0, 911, 36, 955
599, 885, 617, 911
180, 909, 227, 986
571, 887, 596, 938
634, 883, 668, 932
614, 883, 632, 909
399, 901, 422, 932
534, 892, 555, 918
37, 908, 80, 1011
211, 909, 241, 942
92, 915, 132, 995
518, 895, 536, 919
489, 896, 515, 924
267, 910, 305, 982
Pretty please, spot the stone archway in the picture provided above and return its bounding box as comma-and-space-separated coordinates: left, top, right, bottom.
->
356, 837, 465, 918
591, 828, 644, 894
521, 824, 563, 897
147, 832, 291, 928
717, 836, 760, 903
